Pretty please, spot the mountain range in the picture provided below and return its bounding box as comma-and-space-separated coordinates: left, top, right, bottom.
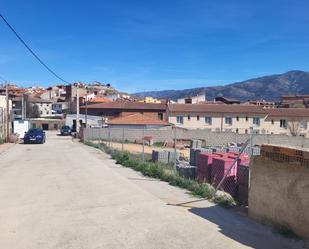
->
134, 70, 309, 102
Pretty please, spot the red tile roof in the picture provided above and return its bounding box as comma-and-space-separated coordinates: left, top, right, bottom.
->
108, 113, 170, 126
265, 108, 309, 119
81, 100, 167, 110
88, 97, 112, 103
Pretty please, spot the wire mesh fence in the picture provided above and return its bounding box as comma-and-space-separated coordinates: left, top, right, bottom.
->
82, 126, 309, 205
0, 107, 5, 142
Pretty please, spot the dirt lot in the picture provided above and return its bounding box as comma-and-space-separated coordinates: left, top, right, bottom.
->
103, 141, 190, 158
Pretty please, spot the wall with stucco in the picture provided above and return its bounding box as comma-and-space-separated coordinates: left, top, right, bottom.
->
249, 155, 309, 238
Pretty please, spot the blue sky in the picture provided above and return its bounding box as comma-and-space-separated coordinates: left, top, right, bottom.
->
1, 0, 309, 93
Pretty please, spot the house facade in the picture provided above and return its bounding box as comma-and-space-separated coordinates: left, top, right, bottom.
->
167, 104, 309, 137
80, 101, 167, 122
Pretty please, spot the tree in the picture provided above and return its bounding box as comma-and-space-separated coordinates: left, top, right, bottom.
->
24, 95, 40, 118
288, 119, 301, 136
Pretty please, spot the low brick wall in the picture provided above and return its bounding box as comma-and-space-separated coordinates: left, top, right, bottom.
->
249, 145, 309, 238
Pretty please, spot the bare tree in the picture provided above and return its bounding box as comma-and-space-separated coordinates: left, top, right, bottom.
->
288, 119, 301, 136
24, 95, 40, 118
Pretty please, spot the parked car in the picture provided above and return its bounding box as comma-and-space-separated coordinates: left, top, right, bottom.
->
24, 128, 46, 144
60, 125, 72, 136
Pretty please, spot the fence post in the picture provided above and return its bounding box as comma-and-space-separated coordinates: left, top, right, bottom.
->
249, 127, 253, 156
122, 127, 124, 153
108, 126, 111, 147
142, 126, 145, 162
99, 127, 101, 150
174, 126, 177, 172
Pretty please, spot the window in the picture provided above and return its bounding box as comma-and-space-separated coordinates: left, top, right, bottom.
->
205, 116, 212, 125
236, 116, 239, 121
271, 120, 274, 125
225, 116, 232, 125
300, 120, 307, 129
54, 124, 58, 129
253, 117, 260, 126
176, 116, 183, 124
245, 129, 248, 134
236, 128, 239, 133
280, 119, 287, 129
197, 115, 200, 121
188, 115, 191, 120
245, 116, 248, 121
158, 113, 163, 120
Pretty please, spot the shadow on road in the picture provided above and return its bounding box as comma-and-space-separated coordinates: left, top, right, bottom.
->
188, 206, 303, 249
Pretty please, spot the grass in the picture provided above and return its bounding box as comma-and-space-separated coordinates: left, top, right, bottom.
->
153, 141, 165, 147
83, 140, 236, 208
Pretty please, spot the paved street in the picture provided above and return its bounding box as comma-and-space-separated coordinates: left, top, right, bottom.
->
0, 132, 304, 249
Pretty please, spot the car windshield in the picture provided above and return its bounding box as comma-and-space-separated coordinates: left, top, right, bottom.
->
28, 128, 43, 133
62, 126, 70, 130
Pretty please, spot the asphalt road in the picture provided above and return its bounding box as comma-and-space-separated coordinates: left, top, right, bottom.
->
0, 132, 304, 249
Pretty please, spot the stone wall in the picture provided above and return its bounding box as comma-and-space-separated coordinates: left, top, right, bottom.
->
249, 145, 309, 238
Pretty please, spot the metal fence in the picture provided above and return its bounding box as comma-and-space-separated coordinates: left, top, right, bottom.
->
0, 107, 5, 142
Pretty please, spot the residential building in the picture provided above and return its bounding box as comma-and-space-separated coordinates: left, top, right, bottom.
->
107, 113, 171, 128
138, 96, 162, 104
280, 94, 309, 108
29, 98, 53, 117
177, 93, 206, 104
65, 114, 104, 129
86, 97, 112, 105
80, 101, 167, 123
167, 104, 309, 137
168, 104, 266, 134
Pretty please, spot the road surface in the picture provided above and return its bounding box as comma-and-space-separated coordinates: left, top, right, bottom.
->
0, 132, 304, 249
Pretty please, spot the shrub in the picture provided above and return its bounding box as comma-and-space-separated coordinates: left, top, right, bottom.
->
213, 192, 236, 207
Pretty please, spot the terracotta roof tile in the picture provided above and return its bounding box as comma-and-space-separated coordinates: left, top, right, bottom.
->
88, 97, 112, 103
108, 113, 170, 126
265, 108, 309, 119
81, 101, 166, 110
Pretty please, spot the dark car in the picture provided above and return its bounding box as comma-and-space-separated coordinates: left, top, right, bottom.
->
24, 128, 46, 144
60, 125, 72, 136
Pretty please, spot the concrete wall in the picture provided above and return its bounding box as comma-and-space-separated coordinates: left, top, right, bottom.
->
30, 119, 65, 130
249, 154, 309, 238
83, 127, 309, 148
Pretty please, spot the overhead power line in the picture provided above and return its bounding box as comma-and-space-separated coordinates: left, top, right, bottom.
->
0, 14, 70, 84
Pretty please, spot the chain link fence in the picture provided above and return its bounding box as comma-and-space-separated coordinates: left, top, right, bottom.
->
82, 126, 309, 205
0, 107, 5, 143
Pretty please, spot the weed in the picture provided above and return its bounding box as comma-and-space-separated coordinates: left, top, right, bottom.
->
83, 140, 236, 208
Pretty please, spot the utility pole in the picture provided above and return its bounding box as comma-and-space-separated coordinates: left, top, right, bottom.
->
5, 82, 10, 142
76, 85, 80, 133
22, 94, 24, 120
85, 91, 88, 128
